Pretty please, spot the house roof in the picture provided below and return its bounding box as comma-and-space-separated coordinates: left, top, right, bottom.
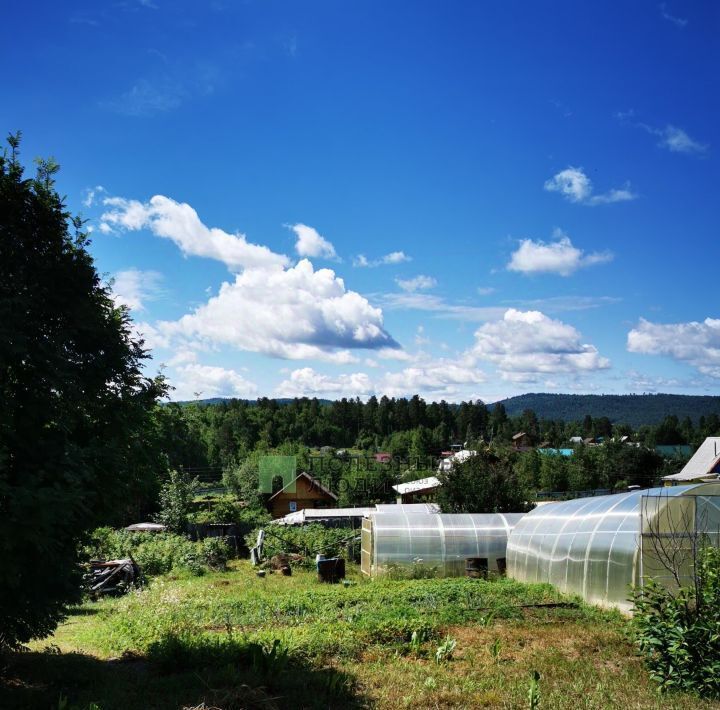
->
663, 437, 720, 482
512, 432, 527, 440
437, 448, 477, 471
267, 471, 339, 501
537, 448, 574, 457
392, 476, 442, 495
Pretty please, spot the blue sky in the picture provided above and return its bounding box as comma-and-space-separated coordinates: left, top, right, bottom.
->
4, 1, 719, 402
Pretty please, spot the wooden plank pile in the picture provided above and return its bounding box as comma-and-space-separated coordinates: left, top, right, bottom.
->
85, 557, 140, 595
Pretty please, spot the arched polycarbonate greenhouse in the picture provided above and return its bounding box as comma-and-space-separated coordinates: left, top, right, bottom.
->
506, 483, 720, 613
374, 503, 440, 514
361, 511, 526, 577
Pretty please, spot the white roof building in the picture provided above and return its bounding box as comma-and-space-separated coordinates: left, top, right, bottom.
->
662, 437, 720, 483
437, 449, 477, 472
392, 476, 442, 496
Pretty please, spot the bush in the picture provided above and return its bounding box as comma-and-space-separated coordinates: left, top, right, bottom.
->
632, 546, 720, 699
83, 527, 228, 577
190, 496, 270, 531
246, 524, 359, 567
155, 470, 199, 533
200, 536, 231, 570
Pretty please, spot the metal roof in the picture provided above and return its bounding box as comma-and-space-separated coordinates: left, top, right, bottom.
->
392, 476, 442, 495
662, 437, 720, 481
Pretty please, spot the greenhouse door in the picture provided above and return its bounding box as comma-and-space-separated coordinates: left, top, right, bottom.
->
640, 494, 697, 593
361, 518, 373, 576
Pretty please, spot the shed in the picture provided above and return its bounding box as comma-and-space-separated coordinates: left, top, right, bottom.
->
361, 511, 526, 577
267, 471, 338, 519
507, 483, 720, 613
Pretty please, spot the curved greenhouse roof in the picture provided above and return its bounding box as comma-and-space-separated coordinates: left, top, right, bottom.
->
507, 483, 720, 612
361, 511, 525, 577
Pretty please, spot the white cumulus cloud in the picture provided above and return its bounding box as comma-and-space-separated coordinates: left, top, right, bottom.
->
275, 368, 374, 398
353, 251, 411, 267
99, 194, 401, 362
627, 317, 720, 378
83, 185, 106, 208
154, 258, 399, 360
170, 363, 258, 401
100, 195, 289, 272
110, 268, 164, 311
381, 357, 485, 397
290, 223, 338, 260
507, 231, 613, 276
275, 356, 485, 399
544, 167, 636, 205
639, 123, 708, 155
471, 309, 610, 381
396, 275, 437, 292
658, 125, 707, 154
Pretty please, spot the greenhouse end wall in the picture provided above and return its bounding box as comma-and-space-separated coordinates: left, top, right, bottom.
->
361, 512, 525, 578
506, 483, 720, 613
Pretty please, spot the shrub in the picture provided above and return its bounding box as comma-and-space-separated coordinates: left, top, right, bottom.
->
190, 497, 270, 533
384, 560, 441, 580
632, 546, 720, 699
245, 524, 359, 566
200, 536, 231, 570
83, 527, 225, 577
155, 469, 199, 533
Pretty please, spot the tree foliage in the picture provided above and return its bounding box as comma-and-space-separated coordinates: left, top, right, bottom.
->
633, 547, 720, 698
0, 134, 166, 648
437, 448, 530, 513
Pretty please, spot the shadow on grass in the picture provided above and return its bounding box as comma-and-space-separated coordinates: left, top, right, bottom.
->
0, 637, 367, 710
66, 606, 99, 617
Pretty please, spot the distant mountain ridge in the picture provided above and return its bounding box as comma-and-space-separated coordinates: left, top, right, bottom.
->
497, 393, 720, 427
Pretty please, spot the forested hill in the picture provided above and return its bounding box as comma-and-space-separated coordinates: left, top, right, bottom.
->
497, 393, 720, 427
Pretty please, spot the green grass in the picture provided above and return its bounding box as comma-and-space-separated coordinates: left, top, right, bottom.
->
2, 562, 720, 709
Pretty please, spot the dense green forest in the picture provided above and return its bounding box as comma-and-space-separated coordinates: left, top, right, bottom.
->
498, 393, 720, 426
157, 394, 720, 480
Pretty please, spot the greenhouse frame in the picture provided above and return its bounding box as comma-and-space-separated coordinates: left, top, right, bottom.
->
361, 511, 525, 577
506, 483, 720, 613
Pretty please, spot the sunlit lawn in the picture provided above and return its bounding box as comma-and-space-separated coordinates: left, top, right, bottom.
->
2, 561, 718, 709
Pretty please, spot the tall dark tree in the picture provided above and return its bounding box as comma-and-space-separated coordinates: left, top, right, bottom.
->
437, 448, 529, 513
0, 135, 166, 648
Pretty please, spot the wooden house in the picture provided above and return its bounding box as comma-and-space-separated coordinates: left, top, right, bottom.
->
267, 471, 338, 519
